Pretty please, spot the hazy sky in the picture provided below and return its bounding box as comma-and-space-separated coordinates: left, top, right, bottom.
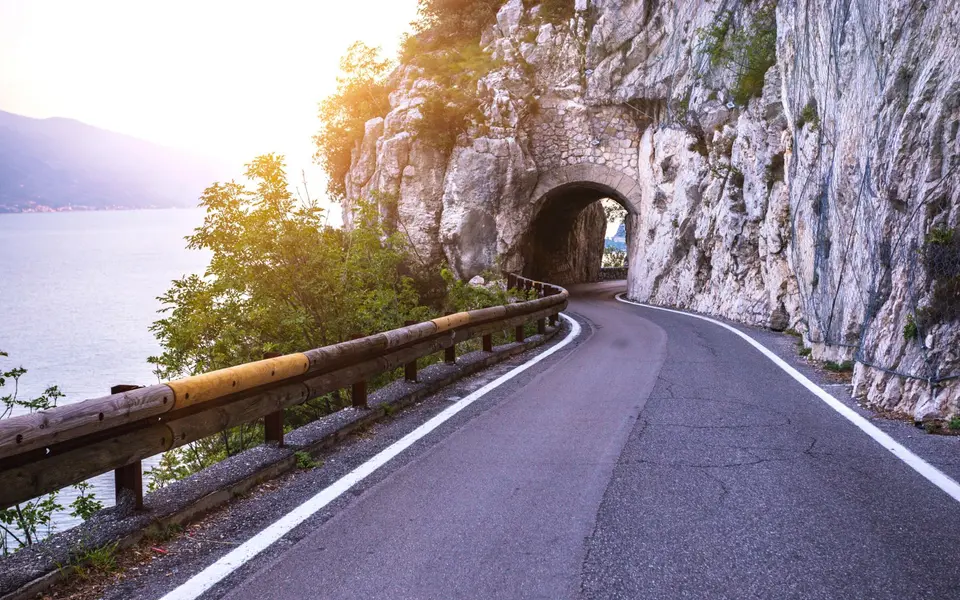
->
0, 0, 419, 185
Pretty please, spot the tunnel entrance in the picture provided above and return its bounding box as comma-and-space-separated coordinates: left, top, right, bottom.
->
520, 184, 633, 285
515, 164, 643, 286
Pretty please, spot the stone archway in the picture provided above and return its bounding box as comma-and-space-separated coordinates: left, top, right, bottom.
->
516, 164, 641, 285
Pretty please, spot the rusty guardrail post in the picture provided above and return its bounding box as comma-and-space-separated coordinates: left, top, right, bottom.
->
263, 352, 285, 446
111, 384, 144, 510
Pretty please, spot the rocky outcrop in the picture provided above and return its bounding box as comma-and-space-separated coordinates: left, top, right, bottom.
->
343, 0, 960, 418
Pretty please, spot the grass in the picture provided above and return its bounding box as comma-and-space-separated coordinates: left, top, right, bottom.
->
823, 360, 854, 373
949, 416, 960, 431
71, 542, 119, 580
798, 346, 812, 357
783, 328, 802, 338
294, 451, 320, 470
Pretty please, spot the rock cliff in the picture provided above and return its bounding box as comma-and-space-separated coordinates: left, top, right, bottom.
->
343, 0, 960, 418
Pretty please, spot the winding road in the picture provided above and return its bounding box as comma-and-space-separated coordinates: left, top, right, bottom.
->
172, 282, 960, 599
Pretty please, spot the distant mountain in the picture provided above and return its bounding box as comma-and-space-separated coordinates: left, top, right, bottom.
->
0, 110, 227, 213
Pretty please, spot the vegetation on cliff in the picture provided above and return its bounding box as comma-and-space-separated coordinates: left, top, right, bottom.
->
1, 353, 102, 554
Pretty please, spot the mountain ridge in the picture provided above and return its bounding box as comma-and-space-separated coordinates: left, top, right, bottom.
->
0, 109, 226, 213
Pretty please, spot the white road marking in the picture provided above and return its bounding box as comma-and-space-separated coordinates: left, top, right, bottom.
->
615, 293, 960, 503
158, 314, 582, 600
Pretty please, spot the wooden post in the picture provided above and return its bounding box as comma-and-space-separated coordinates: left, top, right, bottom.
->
538, 317, 547, 335
443, 313, 456, 364
349, 334, 368, 408
352, 380, 368, 409
404, 321, 418, 382
515, 324, 526, 343
482, 333, 493, 352
263, 352, 284, 446
111, 384, 143, 510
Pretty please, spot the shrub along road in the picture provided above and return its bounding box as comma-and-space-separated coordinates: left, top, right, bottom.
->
135, 282, 960, 599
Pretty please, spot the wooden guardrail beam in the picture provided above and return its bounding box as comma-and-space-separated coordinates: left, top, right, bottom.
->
0, 274, 568, 510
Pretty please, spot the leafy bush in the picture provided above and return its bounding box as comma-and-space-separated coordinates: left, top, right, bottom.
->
149, 154, 430, 381
603, 246, 627, 268
1, 352, 102, 554
697, 2, 777, 105
903, 313, 919, 341
403, 37, 500, 154
796, 98, 820, 130
314, 43, 394, 202
413, 0, 503, 48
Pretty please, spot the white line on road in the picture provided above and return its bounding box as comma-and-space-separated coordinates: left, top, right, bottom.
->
158, 314, 583, 600
615, 293, 960, 504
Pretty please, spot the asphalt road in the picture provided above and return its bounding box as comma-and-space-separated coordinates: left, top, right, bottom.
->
221, 282, 960, 599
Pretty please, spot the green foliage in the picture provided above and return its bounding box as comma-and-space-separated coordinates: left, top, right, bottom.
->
72, 542, 119, 580
823, 360, 854, 373
314, 42, 394, 202
69, 482, 104, 521
783, 328, 801, 338
948, 416, 960, 431
603, 245, 627, 268
697, 2, 777, 105
903, 314, 919, 341
149, 154, 428, 381
539, 0, 576, 24
796, 98, 820, 130
295, 451, 319, 470
1, 352, 101, 554
926, 226, 955, 246
602, 198, 627, 225
798, 346, 812, 357
440, 268, 516, 313
697, 11, 733, 67
146, 154, 437, 489
413, 0, 503, 47
403, 38, 500, 154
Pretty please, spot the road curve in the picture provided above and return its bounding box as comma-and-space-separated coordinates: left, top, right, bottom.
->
220, 282, 960, 600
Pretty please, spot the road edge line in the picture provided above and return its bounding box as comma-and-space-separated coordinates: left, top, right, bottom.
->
615, 293, 960, 503
158, 314, 583, 600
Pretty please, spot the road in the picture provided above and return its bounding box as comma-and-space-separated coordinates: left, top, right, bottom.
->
215, 282, 960, 599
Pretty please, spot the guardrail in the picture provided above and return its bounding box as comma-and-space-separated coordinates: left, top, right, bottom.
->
0, 274, 567, 512
599, 267, 628, 281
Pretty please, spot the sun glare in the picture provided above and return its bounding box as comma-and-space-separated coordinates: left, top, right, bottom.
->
0, 0, 419, 186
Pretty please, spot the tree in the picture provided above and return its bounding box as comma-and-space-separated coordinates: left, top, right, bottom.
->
314, 42, 394, 202
146, 155, 435, 485
150, 154, 431, 379
1, 352, 103, 554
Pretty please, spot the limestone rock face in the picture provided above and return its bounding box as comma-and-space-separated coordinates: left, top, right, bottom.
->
343, 0, 960, 417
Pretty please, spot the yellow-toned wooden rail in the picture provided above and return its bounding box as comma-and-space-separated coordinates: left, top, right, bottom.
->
0, 274, 567, 510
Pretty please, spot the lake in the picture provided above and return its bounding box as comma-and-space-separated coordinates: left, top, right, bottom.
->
0, 208, 209, 540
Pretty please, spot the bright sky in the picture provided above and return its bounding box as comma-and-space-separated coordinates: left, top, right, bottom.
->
0, 0, 419, 193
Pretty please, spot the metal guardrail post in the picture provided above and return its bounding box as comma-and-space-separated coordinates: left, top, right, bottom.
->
111, 384, 144, 510
515, 324, 526, 343
482, 333, 493, 352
